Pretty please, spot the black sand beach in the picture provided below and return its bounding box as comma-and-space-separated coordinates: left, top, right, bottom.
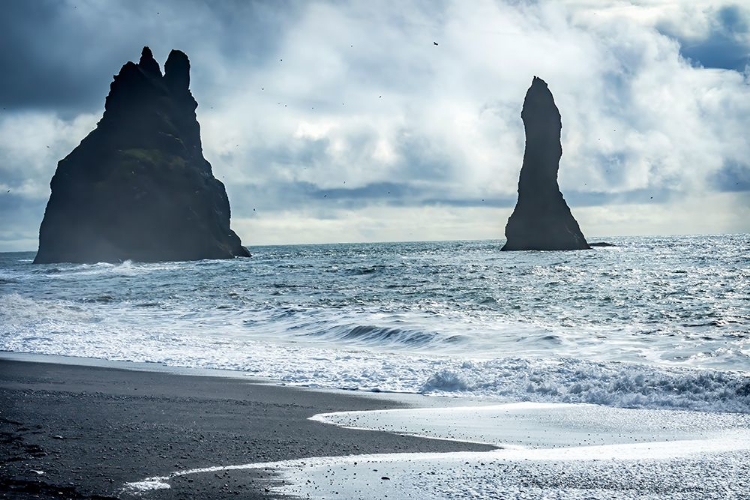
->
0, 358, 494, 499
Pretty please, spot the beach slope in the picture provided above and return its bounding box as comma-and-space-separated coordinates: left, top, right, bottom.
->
0, 358, 493, 499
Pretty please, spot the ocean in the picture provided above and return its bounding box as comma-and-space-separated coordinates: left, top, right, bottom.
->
1, 234, 748, 414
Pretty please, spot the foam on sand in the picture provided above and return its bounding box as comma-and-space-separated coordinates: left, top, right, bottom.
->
271, 442, 750, 499
311, 402, 750, 448
123, 402, 750, 499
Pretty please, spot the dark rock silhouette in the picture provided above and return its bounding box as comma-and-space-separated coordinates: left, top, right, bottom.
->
589, 242, 616, 247
502, 77, 590, 251
34, 47, 250, 264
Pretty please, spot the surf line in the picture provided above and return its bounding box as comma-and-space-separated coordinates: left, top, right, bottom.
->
121, 450, 492, 494
122, 403, 750, 495
122, 436, 750, 495
122, 403, 500, 494
122, 403, 506, 494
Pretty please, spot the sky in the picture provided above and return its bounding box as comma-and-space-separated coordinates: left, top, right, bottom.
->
1, 0, 749, 251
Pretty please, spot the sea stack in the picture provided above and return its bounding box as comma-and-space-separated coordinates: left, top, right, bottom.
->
34, 47, 250, 264
502, 77, 589, 251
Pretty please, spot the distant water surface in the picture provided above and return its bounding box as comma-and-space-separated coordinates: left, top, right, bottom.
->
1, 235, 748, 412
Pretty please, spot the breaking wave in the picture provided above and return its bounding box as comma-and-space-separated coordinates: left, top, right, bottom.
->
296, 323, 466, 349
418, 359, 750, 413
2, 236, 749, 415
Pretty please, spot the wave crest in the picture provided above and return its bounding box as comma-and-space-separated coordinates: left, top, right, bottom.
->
297, 323, 466, 349
419, 358, 750, 413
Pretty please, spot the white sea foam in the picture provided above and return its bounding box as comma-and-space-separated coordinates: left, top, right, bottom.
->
271, 443, 750, 499
310, 402, 750, 448
123, 478, 171, 493
123, 402, 750, 499
2, 290, 748, 413
1, 236, 749, 414
287, 403, 750, 499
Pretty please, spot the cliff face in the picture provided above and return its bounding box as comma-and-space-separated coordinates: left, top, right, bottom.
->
502, 77, 590, 251
34, 47, 250, 264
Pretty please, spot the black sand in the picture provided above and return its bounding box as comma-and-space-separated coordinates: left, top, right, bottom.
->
0, 358, 493, 499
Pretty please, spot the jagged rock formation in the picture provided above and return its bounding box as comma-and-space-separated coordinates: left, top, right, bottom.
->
34, 47, 250, 263
502, 77, 590, 251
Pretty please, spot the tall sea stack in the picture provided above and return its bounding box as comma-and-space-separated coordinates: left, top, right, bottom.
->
34, 47, 250, 264
502, 77, 589, 251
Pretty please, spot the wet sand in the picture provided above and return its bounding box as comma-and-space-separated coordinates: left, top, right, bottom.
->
0, 358, 494, 499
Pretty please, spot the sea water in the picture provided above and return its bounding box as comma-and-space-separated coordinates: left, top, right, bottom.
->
1, 235, 748, 413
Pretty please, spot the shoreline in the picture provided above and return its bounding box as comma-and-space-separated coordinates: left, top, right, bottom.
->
2, 353, 749, 498
0, 356, 494, 499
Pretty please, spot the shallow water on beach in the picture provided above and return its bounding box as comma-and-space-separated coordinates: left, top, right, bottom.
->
1, 235, 748, 412
124, 403, 750, 499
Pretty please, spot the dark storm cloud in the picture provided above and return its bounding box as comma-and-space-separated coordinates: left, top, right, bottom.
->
564, 188, 674, 207
421, 196, 516, 208
227, 175, 666, 214
0, 0, 298, 112
229, 180, 434, 212
711, 161, 750, 192
232, 137, 332, 173
219, 122, 471, 217
394, 131, 456, 181
315, 182, 417, 204
227, 176, 517, 214
2, 0, 750, 249
0, 192, 44, 213
0, 195, 45, 245
660, 4, 750, 71
0, 1, 108, 112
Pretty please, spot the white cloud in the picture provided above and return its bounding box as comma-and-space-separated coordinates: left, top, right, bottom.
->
235, 204, 511, 246
1, 0, 749, 251
576, 191, 750, 237
0, 112, 98, 198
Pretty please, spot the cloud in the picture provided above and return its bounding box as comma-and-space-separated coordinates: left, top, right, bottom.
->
0, 0, 298, 112
1, 0, 749, 250
712, 160, 750, 192
575, 191, 750, 237
657, 3, 750, 70
233, 205, 512, 245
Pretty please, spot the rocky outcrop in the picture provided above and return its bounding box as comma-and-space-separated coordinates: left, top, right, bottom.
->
502, 77, 590, 251
34, 47, 250, 263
